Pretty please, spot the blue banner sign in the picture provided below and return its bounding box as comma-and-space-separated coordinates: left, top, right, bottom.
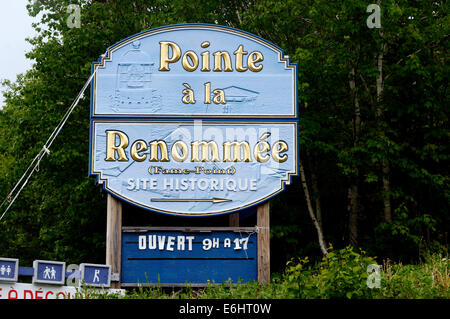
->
0, 258, 19, 282
33, 260, 66, 285
90, 24, 298, 216
121, 228, 257, 285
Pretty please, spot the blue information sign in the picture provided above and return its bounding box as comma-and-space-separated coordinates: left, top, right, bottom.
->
80, 263, 111, 287
33, 260, 66, 285
121, 228, 257, 285
89, 24, 298, 216
0, 258, 19, 282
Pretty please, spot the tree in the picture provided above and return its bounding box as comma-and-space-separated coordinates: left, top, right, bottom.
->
0, 0, 246, 264
0, 0, 447, 267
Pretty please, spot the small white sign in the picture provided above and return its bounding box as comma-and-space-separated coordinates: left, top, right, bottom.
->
0, 282, 125, 299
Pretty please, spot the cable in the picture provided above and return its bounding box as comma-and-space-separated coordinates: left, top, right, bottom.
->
0, 70, 97, 222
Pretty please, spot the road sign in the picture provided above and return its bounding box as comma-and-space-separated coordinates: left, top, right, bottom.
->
80, 263, 111, 287
33, 260, 66, 285
0, 257, 19, 282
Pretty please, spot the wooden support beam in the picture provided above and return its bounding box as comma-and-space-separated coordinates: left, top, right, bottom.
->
106, 194, 122, 288
257, 201, 270, 285
229, 212, 240, 227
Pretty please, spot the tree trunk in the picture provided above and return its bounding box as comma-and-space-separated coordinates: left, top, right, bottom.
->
348, 67, 361, 246
299, 160, 328, 255
348, 184, 359, 246
382, 161, 392, 223
311, 171, 323, 230
375, 9, 392, 224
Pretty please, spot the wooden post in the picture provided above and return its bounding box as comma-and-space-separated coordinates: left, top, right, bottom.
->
106, 194, 122, 288
229, 212, 239, 227
257, 201, 270, 285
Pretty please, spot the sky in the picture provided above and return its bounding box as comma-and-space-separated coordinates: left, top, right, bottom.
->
0, 0, 39, 107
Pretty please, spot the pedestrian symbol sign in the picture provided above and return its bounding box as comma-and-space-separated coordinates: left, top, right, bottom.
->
0, 258, 19, 282
80, 263, 111, 287
33, 260, 66, 285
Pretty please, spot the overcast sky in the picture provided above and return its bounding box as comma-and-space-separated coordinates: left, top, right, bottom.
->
0, 0, 39, 107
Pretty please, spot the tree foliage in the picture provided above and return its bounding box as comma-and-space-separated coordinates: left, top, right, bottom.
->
0, 0, 448, 268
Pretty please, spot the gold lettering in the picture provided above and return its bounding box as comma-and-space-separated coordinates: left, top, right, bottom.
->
213, 51, 233, 72
182, 83, 196, 104
213, 89, 226, 104
130, 140, 148, 162
191, 141, 220, 162
204, 82, 211, 104
248, 51, 264, 72
254, 132, 271, 162
159, 41, 181, 71
254, 141, 270, 162
158, 42, 263, 73
272, 141, 288, 162
201, 42, 210, 71
105, 130, 129, 161
223, 141, 252, 162
233, 45, 248, 72
104, 131, 286, 164
182, 51, 199, 72
171, 141, 188, 162
149, 140, 169, 162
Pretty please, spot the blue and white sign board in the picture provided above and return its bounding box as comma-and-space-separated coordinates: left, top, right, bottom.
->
89, 24, 298, 216
33, 260, 66, 285
0, 257, 19, 282
0, 257, 124, 299
91, 24, 297, 118
80, 263, 111, 287
121, 228, 257, 285
90, 120, 297, 216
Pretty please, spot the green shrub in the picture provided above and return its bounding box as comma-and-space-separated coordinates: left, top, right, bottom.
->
284, 246, 378, 299
283, 247, 449, 299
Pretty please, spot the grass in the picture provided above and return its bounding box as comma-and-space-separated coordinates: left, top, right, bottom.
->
87, 248, 449, 299
375, 254, 449, 298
